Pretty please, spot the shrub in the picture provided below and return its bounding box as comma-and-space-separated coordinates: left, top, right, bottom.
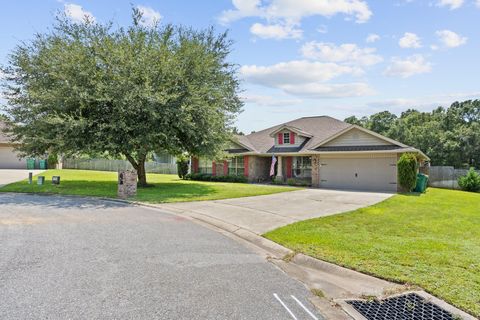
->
286, 178, 296, 186
272, 177, 284, 185
458, 168, 480, 192
176, 155, 189, 179
185, 173, 247, 183
47, 153, 58, 169
397, 153, 418, 191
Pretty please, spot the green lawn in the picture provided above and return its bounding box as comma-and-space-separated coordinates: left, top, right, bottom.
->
0, 169, 296, 203
264, 188, 480, 317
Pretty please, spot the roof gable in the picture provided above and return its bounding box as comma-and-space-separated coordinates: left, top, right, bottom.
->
311, 125, 408, 150
269, 125, 313, 138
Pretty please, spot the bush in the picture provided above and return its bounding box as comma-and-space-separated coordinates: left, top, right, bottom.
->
272, 177, 284, 185
458, 168, 480, 192
185, 173, 247, 183
397, 153, 418, 191
176, 155, 189, 179
286, 178, 296, 186
47, 153, 58, 169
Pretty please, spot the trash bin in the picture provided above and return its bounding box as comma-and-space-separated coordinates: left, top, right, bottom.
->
27, 158, 35, 170
39, 159, 47, 170
414, 173, 429, 193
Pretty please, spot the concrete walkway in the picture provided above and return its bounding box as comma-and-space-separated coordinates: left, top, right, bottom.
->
156, 188, 393, 234
0, 170, 45, 187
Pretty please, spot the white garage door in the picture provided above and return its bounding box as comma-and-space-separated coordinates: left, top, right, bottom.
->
319, 156, 397, 192
0, 146, 25, 169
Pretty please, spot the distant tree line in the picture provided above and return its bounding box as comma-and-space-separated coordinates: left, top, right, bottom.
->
345, 100, 480, 167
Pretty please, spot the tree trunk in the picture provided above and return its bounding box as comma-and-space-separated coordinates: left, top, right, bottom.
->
137, 158, 147, 187
124, 153, 148, 187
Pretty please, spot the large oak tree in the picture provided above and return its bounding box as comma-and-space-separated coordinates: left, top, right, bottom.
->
1, 9, 242, 186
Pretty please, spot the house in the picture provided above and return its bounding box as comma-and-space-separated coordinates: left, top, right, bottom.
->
0, 121, 24, 169
191, 116, 429, 192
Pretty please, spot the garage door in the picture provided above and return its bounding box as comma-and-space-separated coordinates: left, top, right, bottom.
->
0, 146, 25, 169
319, 156, 397, 192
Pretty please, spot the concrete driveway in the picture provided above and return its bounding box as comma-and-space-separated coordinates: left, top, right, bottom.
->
0, 193, 323, 320
158, 189, 393, 234
0, 169, 45, 187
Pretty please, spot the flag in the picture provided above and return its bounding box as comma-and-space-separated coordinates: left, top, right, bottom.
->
270, 155, 277, 176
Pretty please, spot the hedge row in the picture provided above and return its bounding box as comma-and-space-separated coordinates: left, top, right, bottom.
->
185, 173, 248, 183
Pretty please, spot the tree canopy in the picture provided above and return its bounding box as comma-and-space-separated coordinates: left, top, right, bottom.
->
1, 9, 243, 186
345, 100, 480, 167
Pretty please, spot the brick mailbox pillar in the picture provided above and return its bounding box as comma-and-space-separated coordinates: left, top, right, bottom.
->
118, 169, 137, 199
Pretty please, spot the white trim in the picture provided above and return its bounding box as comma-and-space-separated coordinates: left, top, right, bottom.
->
230, 138, 254, 152
227, 148, 430, 160
269, 125, 313, 138
309, 125, 409, 150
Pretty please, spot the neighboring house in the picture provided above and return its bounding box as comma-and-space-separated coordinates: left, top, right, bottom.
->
0, 121, 24, 169
191, 116, 429, 192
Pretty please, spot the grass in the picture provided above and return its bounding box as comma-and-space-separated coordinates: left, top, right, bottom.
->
264, 188, 480, 317
0, 169, 296, 203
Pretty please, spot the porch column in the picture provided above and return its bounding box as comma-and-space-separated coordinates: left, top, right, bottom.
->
277, 156, 283, 178
311, 155, 320, 187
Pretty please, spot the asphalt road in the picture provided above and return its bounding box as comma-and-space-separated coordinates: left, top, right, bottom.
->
0, 193, 323, 320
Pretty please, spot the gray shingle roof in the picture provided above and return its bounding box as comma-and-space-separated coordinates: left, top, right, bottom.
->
235, 116, 352, 153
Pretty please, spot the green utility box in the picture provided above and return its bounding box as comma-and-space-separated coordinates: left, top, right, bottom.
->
27, 158, 35, 170
414, 173, 429, 193
39, 159, 47, 170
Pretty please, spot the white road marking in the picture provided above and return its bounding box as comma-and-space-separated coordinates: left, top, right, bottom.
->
274, 293, 298, 320
291, 295, 319, 320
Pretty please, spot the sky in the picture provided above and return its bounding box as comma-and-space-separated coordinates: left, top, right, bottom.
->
1, 0, 479, 133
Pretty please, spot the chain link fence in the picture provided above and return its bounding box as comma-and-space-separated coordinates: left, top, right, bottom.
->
62, 158, 177, 174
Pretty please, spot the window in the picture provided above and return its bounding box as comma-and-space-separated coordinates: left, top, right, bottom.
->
198, 158, 213, 174
283, 132, 290, 144
293, 156, 312, 180
228, 156, 245, 176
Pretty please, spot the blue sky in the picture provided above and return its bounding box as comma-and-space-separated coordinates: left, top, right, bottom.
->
1, 0, 479, 133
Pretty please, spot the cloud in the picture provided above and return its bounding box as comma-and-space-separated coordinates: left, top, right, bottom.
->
220, 0, 372, 24
250, 22, 302, 39
301, 42, 383, 66
242, 94, 303, 106
398, 32, 422, 48
136, 5, 162, 27
366, 33, 380, 43
436, 0, 464, 9
280, 82, 374, 98
219, 0, 372, 40
435, 30, 467, 48
241, 60, 361, 85
64, 3, 95, 23
384, 54, 432, 78
477, 0, 480, 7
241, 60, 372, 98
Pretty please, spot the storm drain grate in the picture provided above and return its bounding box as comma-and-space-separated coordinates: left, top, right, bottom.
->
347, 293, 458, 320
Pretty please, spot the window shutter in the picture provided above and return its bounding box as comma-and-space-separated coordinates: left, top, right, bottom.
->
223, 160, 228, 176
278, 133, 283, 144
192, 157, 199, 173
286, 157, 292, 178
291, 132, 295, 144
